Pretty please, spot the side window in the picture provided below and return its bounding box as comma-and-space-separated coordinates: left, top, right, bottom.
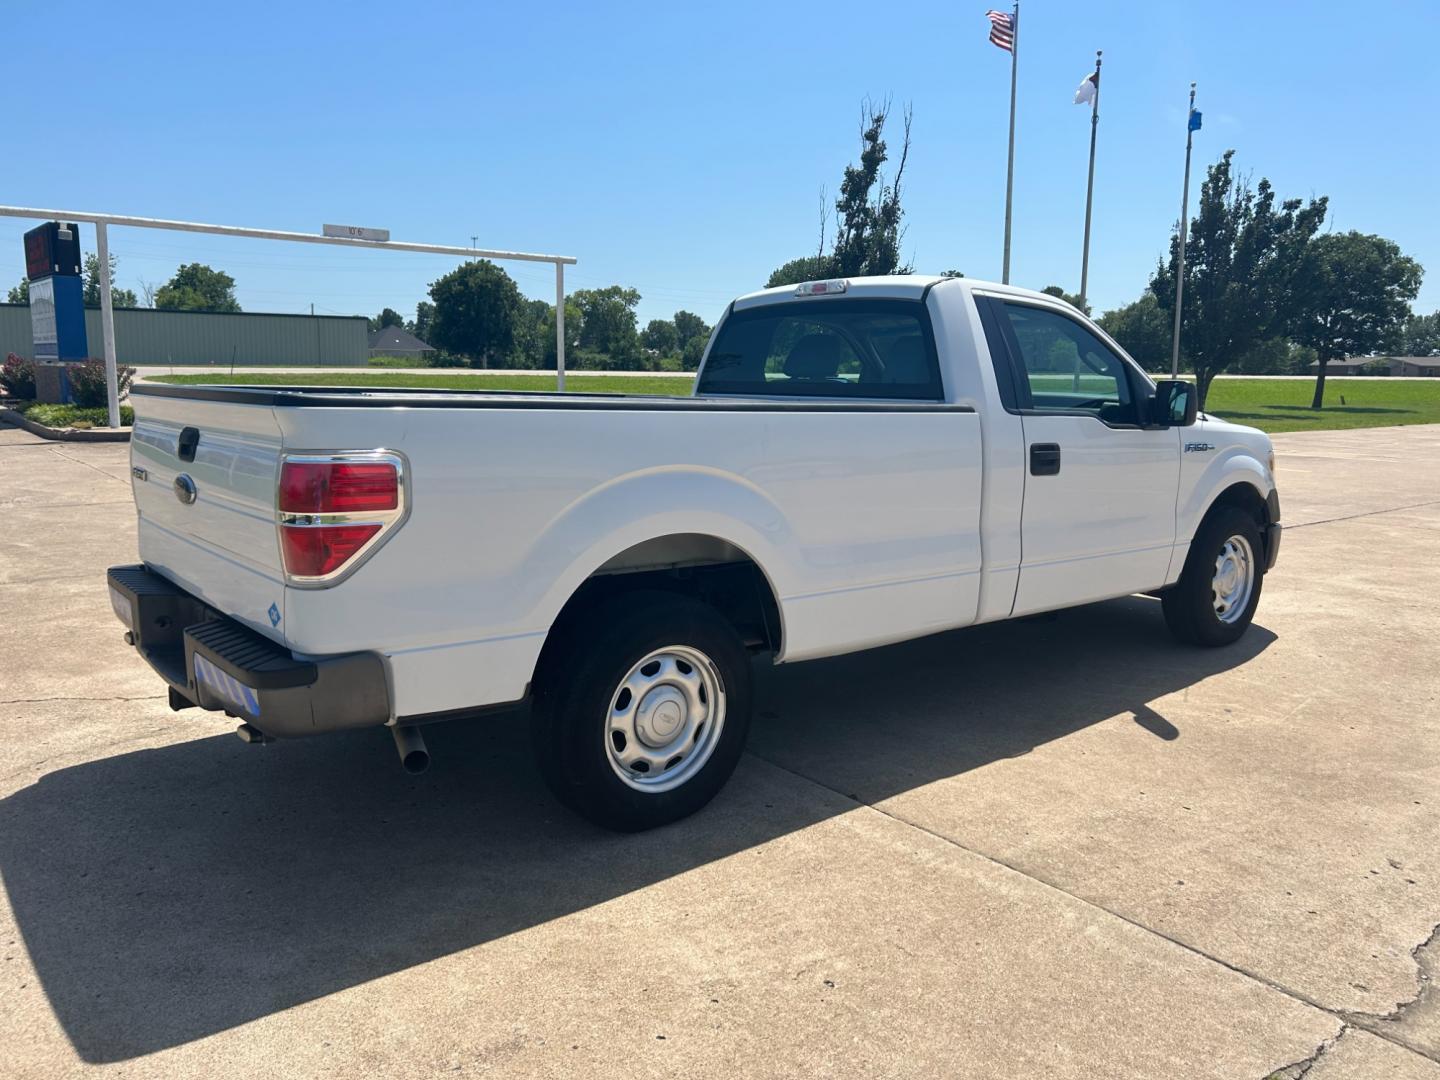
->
1000, 303, 1136, 422
696, 299, 942, 400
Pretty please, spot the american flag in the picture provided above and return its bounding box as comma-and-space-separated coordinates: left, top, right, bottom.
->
985, 9, 1015, 52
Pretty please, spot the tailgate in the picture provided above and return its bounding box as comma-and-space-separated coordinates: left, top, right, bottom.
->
129, 391, 289, 642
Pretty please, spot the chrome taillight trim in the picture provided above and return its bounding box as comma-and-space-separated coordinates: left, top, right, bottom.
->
277, 450, 410, 588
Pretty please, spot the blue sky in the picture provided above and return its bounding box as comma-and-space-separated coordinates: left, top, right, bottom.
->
5, 0, 1436, 329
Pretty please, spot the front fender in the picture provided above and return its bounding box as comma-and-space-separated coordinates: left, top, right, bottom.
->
1177, 449, 1272, 544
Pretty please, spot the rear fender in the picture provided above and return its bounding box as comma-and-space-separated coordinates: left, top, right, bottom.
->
519, 465, 793, 645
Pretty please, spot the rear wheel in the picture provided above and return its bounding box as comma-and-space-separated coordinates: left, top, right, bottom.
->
532, 591, 752, 831
1162, 507, 1264, 646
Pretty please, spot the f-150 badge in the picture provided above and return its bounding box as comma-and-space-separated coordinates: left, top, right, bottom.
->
1184, 442, 1216, 453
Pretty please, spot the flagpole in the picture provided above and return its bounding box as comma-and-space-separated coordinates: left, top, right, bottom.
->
1001, 0, 1019, 284
1078, 50, 1102, 311
1170, 81, 1197, 378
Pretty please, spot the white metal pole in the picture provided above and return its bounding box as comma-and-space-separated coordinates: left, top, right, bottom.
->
94, 221, 121, 428
1170, 82, 1197, 379
0, 205, 576, 267
555, 261, 566, 392
1078, 50, 1102, 311
1001, 0, 1019, 284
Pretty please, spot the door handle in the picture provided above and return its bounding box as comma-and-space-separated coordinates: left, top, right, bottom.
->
1030, 442, 1061, 476
177, 426, 200, 462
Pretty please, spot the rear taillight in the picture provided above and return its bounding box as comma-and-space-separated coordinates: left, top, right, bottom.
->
277, 452, 406, 586
280, 523, 382, 577
280, 462, 398, 514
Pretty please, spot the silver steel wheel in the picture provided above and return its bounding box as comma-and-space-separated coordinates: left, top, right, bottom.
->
1212, 534, 1255, 624
605, 645, 727, 793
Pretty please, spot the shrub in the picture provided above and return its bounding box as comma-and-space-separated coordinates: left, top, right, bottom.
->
2, 353, 36, 399
67, 357, 135, 407
20, 402, 135, 428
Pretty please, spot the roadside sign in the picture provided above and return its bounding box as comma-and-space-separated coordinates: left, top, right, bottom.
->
322, 223, 390, 242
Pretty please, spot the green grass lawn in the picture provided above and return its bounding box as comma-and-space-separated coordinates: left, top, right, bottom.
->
142, 372, 1440, 434
1201, 379, 1440, 433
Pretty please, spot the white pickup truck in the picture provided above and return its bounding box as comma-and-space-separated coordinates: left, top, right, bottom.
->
108, 275, 1280, 830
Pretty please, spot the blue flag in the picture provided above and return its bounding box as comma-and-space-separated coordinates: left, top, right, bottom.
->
1188, 109, 1203, 132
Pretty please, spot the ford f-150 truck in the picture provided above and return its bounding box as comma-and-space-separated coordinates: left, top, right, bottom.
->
108, 275, 1280, 830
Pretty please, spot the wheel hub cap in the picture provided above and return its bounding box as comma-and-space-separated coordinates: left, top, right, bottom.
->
1212, 535, 1255, 624
635, 687, 686, 747
605, 645, 728, 793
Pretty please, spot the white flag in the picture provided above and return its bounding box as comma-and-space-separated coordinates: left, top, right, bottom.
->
1074, 71, 1098, 105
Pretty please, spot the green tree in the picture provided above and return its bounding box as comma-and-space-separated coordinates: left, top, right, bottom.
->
1293, 231, 1422, 408
1398, 311, 1440, 356
641, 318, 678, 355
681, 334, 708, 370
410, 301, 435, 341
1150, 150, 1327, 408
7, 279, 27, 304
427, 259, 522, 367
511, 298, 578, 369
155, 263, 242, 312
571, 285, 641, 360
1041, 285, 1091, 315
767, 99, 913, 287
766, 255, 836, 288
368, 307, 405, 332
1097, 293, 1171, 372
831, 101, 911, 277
940, 269, 965, 279
672, 310, 710, 352
82, 253, 138, 308
1232, 337, 1315, 376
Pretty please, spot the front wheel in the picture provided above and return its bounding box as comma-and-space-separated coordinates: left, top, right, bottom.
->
1162, 507, 1265, 646
531, 591, 752, 831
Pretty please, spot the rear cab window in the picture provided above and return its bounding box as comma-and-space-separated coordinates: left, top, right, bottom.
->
696, 298, 943, 400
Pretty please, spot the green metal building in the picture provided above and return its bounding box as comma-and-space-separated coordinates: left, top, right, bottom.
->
0, 303, 368, 366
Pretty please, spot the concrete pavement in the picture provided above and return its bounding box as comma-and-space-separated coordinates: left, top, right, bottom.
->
0, 422, 1437, 1078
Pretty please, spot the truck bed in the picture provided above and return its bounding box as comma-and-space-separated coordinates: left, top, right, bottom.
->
128, 382, 984, 720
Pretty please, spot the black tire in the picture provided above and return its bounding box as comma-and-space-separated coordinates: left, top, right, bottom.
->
531, 590, 752, 831
1162, 506, 1265, 646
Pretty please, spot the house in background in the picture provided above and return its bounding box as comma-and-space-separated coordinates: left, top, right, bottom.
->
1309, 356, 1440, 377
368, 326, 435, 361
1390, 356, 1440, 377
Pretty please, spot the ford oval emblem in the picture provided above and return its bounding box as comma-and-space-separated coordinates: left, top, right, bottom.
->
173, 474, 197, 505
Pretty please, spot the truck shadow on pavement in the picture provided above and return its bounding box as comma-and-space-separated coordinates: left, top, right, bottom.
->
0, 595, 1273, 1063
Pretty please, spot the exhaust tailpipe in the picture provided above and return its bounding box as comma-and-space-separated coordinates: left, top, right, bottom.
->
391, 725, 430, 774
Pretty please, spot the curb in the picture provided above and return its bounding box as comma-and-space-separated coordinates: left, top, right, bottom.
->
0, 407, 132, 442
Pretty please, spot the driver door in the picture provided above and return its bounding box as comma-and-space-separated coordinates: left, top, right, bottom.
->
981, 297, 1180, 616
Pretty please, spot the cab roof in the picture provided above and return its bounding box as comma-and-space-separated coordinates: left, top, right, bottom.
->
731, 275, 1064, 311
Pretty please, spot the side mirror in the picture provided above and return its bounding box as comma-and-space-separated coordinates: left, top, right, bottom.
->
1151, 379, 1198, 427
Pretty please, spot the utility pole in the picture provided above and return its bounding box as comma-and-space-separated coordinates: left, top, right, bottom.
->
1078, 50, 1102, 311
1170, 82, 1198, 378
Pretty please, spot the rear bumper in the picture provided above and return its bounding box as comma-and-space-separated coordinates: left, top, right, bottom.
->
107, 564, 390, 738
